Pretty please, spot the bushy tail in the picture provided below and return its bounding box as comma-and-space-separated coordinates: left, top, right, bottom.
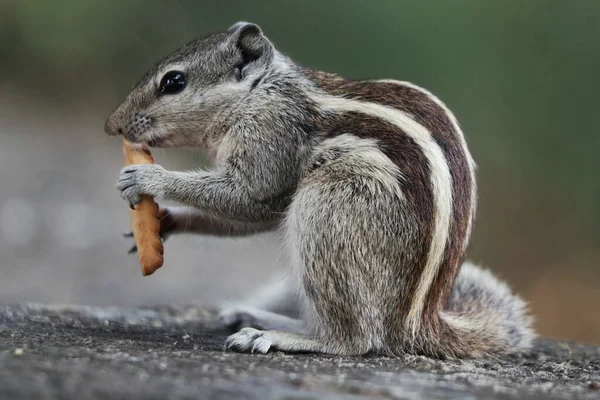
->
439, 261, 535, 357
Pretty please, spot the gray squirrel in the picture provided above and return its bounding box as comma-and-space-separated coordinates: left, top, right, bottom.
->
105, 22, 535, 358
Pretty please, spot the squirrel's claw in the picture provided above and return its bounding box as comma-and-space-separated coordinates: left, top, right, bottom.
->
124, 230, 167, 255
124, 231, 138, 254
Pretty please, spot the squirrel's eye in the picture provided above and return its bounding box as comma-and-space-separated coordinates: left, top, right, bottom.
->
158, 71, 186, 95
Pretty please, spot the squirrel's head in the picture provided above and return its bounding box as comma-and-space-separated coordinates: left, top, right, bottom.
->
104, 22, 275, 148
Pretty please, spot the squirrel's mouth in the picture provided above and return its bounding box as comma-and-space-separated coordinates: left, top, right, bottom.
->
147, 135, 174, 148
147, 138, 161, 147
147, 138, 165, 148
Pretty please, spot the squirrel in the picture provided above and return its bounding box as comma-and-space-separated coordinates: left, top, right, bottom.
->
105, 22, 535, 358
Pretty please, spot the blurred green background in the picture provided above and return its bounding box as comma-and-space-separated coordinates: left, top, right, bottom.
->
0, 0, 598, 344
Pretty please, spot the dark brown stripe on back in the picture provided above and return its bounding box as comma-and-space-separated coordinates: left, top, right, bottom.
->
302, 67, 474, 326
318, 111, 434, 320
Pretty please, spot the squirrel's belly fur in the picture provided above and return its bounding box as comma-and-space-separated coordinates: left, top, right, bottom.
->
107, 22, 535, 358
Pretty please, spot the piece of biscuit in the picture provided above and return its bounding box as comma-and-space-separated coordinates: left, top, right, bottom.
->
122, 139, 164, 276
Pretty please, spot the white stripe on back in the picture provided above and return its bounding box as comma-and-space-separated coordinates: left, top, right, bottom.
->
377, 80, 477, 251
311, 93, 453, 335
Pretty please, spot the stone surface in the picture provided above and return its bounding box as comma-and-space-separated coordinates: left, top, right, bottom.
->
1, 304, 599, 400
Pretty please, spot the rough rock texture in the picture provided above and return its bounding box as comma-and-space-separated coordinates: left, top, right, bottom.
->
1, 304, 599, 399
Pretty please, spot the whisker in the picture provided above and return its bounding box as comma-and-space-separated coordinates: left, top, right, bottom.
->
159, 208, 175, 222
185, 205, 192, 234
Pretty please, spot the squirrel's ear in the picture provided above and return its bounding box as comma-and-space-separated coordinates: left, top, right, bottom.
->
227, 21, 253, 33
228, 22, 274, 67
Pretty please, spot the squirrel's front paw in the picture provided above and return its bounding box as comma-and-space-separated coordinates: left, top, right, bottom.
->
117, 164, 166, 207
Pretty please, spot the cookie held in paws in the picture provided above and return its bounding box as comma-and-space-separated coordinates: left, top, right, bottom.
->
122, 139, 164, 276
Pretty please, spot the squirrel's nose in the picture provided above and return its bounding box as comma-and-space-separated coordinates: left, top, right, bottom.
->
104, 116, 123, 136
